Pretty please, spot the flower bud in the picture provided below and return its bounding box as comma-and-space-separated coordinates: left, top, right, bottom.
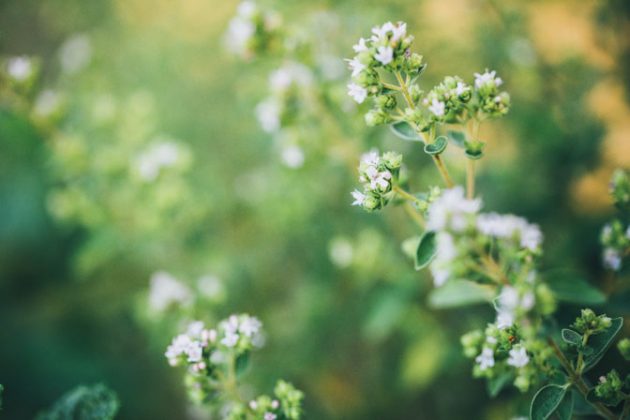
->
364, 109, 390, 127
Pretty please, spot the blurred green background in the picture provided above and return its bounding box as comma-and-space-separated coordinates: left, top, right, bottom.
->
1, 0, 630, 418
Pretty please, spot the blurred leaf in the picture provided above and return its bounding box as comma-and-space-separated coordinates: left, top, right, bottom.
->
571, 390, 599, 416
487, 371, 513, 397
390, 122, 422, 142
0, 383, 3, 410
236, 352, 250, 377
363, 292, 408, 342
37, 383, 119, 420
583, 317, 623, 372
545, 272, 606, 305
423, 136, 447, 155
414, 231, 436, 270
401, 236, 421, 261
447, 131, 466, 148
530, 383, 569, 420
428, 280, 494, 309
560, 329, 582, 347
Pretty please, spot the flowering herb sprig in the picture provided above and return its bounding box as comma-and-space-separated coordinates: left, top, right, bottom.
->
346, 22, 511, 196
224, 1, 283, 60
345, 21, 629, 420
165, 316, 304, 419
600, 169, 630, 272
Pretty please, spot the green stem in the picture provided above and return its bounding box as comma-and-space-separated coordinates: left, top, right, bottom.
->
466, 159, 475, 199
547, 337, 617, 420
393, 71, 455, 188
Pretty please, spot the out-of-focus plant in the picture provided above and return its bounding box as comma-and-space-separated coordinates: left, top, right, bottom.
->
341, 20, 630, 420
36, 383, 119, 420
165, 315, 304, 419
600, 169, 630, 272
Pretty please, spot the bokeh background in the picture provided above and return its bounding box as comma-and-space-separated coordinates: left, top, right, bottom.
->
1, 0, 630, 418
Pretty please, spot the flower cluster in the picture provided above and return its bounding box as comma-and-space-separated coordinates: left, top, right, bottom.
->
166, 316, 303, 418
346, 22, 510, 147
601, 169, 630, 271
134, 139, 191, 182
224, 1, 282, 60
148, 271, 193, 313
351, 150, 402, 211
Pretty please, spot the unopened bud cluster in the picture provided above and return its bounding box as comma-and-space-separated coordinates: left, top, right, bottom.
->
224, 1, 282, 60
351, 150, 402, 211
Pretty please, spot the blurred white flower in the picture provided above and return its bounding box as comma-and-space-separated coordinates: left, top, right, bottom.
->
507, 345, 529, 368
328, 237, 354, 268
7, 56, 34, 81
148, 271, 192, 312
347, 83, 367, 104
475, 347, 495, 370
59, 34, 92, 75
281, 145, 305, 169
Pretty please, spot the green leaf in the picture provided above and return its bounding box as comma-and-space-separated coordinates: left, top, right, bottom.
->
37, 383, 119, 420
530, 384, 569, 420
555, 391, 574, 420
561, 329, 582, 347
583, 317, 624, 372
401, 236, 421, 261
414, 231, 436, 270
423, 136, 448, 155
487, 371, 513, 397
544, 272, 606, 305
235, 352, 250, 377
428, 280, 494, 309
464, 148, 484, 160
390, 121, 422, 142
447, 130, 466, 148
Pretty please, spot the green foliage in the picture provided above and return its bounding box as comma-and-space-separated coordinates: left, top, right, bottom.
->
423, 136, 447, 155
545, 274, 606, 305
37, 384, 119, 420
529, 383, 570, 420
414, 231, 436, 270
389, 121, 422, 142
583, 317, 623, 372
427, 280, 494, 309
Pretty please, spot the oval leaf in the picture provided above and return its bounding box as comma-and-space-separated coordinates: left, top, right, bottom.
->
428, 280, 494, 309
530, 384, 569, 420
555, 391, 574, 420
544, 272, 606, 305
561, 329, 582, 347
390, 121, 422, 142
415, 231, 436, 270
424, 136, 447, 155
487, 371, 513, 397
447, 130, 466, 148
583, 317, 623, 372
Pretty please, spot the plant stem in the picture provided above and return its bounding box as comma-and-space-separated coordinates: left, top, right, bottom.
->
393, 185, 421, 204
466, 159, 475, 199
402, 202, 425, 229
547, 337, 617, 420
393, 71, 455, 188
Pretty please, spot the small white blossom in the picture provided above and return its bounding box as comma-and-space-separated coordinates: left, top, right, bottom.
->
197, 275, 224, 300
351, 190, 366, 206
374, 46, 393, 65
430, 266, 450, 287
371, 22, 395, 42
59, 34, 92, 75
33, 90, 62, 117
475, 347, 495, 371
507, 345, 529, 368
603, 248, 622, 271
7, 56, 34, 81
347, 57, 366, 77
474, 70, 503, 89
264, 413, 277, 420
281, 145, 305, 169
255, 98, 281, 133
135, 140, 187, 182
454, 82, 470, 96
148, 271, 192, 312
239, 316, 262, 337
353, 38, 369, 53
428, 99, 446, 117
496, 310, 514, 329
426, 187, 481, 232
347, 83, 368, 104
221, 332, 240, 348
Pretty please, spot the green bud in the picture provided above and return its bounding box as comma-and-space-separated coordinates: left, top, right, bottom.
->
514, 374, 530, 392
593, 370, 624, 407
572, 309, 612, 335
617, 338, 630, 360
610, 169, 630, 210
375, 95, 397, 110
408, 85, 423, 103
381, 151, 402, 170
535, 283, 557, 315
364, 109, 390, 127
362, 195, 380, 211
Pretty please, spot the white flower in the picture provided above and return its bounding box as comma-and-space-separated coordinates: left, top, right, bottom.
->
496, 310, 514, 329
225, 17, 255, 55
430, 266, 450, 287
135, 141, 185, 182
475, 347, 495, 371
371, 22, 395, 42
255, 98, 281, 133
603, 248, 622, 271
281, 145, 305, 169
269, 62, 313, 93
237, 1, 257, 18
391, 22, 407, 42
428, 99, 445, 117
197, 275, 224, 299
59, 34, 92, 75
498, 286, 520, 310
476, 213, 542, 251
454, 82, 470, 96
7, 56, 33, 81
328, 237, 354, 268
521, 292, 535, 311
264, 413, 277, 420
374, 46, 393, 65
221, 332, 239, 347
507, 345, 529, 368
426, 187, 481, 232
148, 271, 192, 312
353, 37, 369, 53
474, 70, 503, 89
347, 83, 368, 104
249, 401, 258, 410
185, 341, 203, 362
347, 57, 366, 77
351, 190, 366, 206
520, 224, 542, 251
239, 316, 262, 337
435, 232, 457, 262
